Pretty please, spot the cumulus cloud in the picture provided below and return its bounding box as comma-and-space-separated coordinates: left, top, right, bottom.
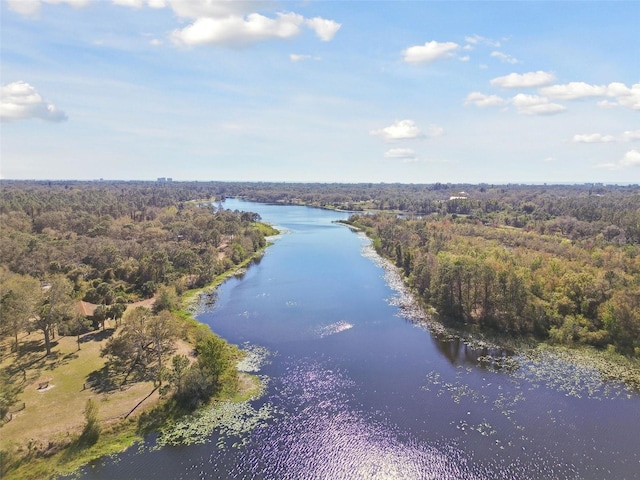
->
305, 17, 341, 41
370, 120, 442, 142
171, 12, 304, 46
490, 71, 556, 89
371, 119, 423, 142
490, 51, 519, 64
402, 41, 460, 64
572, 133, 617, 143
465, 91, 565, 115
541, 82, 640, 110
511, 93, 566, 115
572, 129, 640, 143
596, 149, 640, 170
621, 149, 640, 167
161, 0, 263, 19
9, 0, 341, 47
0, 81, 67, 123
384, 148, 417, 161
170, 12, 340, 47
7, 0, 91, 15
540, 82, 608, 100
464, 92, 507, 108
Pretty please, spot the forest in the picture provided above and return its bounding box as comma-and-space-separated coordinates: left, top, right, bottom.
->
0, 180, 276, 477
342, 187, 640, 357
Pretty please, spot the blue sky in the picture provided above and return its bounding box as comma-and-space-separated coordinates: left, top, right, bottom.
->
1, 0, 638, 183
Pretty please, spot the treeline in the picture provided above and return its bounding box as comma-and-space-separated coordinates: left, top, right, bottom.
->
0, 181, 270, 303
347, 213, 640, 356
225, 182, 640, 244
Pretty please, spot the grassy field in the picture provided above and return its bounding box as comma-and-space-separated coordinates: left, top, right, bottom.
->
0, 322, 198, 479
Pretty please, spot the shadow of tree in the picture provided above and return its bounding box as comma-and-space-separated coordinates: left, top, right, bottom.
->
85, 366, 118, 393
80, 328, 115, 344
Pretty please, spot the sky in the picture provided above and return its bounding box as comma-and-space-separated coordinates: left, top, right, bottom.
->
1, 0, 639, 184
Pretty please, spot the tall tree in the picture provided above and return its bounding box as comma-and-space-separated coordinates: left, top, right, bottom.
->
35, 275, 74, 355
0, 272, 41, 355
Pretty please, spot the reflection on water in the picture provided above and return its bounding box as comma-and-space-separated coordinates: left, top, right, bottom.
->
432, 336, 497, 366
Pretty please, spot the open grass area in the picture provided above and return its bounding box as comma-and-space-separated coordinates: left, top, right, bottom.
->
0, 327, 165, 477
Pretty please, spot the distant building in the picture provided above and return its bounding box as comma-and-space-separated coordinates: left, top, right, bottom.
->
449, 191, 468, 200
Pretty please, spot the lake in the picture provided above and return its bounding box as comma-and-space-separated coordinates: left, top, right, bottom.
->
73, 198, 640, 479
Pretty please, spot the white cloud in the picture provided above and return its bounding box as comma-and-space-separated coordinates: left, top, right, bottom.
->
290, 54, 311, 62
402, 41, 460, 64
490, 51, 519, 64
371, 120, 443, 142
540, 82, 607, 100
606, 82, 640, 110
8, 0, 340, 47
170, 12, 340, 47
384, 148, 417, 161
7, 0, 91, 15
464, 34, 501, 47
541, 82, 640, 110
464, 92, 507, 108
171, 12, 305, 47
305, 17, 341, 41
596, 149, 640, 170
511, 94, 566, 115
371, 119, 423, 142
572, 130, 640, 143
621, 149, 640, 167
622, 130, 640, 142
0, 81, 67, 123
161, 0, 269, 19
490, 71, 556, 89
572, 133, 617, 143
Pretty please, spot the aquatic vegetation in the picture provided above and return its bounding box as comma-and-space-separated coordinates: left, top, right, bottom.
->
157, 343, 275, 448
157, 400, 275, 448
236, 343, 272, 373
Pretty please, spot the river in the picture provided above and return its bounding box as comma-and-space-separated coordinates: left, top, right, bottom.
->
73, 199, 640, 479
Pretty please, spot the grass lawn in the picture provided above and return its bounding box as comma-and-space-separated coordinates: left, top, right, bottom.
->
0, 325, 174, 478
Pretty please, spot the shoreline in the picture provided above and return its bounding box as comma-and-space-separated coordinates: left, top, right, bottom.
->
352, 223, 640, 393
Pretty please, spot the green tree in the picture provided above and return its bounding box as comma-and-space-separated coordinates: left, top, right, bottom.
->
169, 354, 190, 396
79, 398, 101, 446
34, 275, 74, 355
0, 272, 41, 355
153, 285, 179, 313
147, 310, 178, 385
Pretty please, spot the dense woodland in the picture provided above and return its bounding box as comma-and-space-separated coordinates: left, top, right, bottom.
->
0, 180, 274, 421
342, 186, 640, 357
